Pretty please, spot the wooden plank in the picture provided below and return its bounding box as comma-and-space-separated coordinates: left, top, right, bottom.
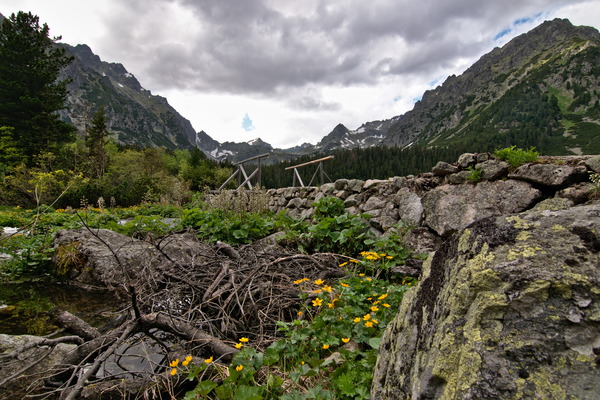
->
285, 155, 334, 170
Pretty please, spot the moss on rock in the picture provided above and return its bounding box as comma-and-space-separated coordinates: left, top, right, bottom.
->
372, 203, 600, 399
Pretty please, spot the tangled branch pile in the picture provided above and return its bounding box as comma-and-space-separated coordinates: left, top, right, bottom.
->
0, 228, 345, 399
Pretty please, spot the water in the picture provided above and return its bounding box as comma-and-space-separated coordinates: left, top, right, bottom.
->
0, 282, 124, 335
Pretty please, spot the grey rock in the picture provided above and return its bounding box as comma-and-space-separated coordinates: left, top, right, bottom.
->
0, 334, 78, 399
509, 163, 588, 188
432, 161, 459, 176
457, 153, 477, 168
476, 159, 510, 181
287, 197, 306, 209
334, 179, 348, 190
364, 179, 390, 190
584, 155, 600, 173
445, 170, 472, 185
362, 196, 387, 212
372, 203, 600, 400
347, 179, 365, 192
343, 194, 360, 208
422, 180, 542, 236
393, 189, 424, 227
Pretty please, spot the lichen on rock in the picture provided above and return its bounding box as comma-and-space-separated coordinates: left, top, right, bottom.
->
372, 203, 600, 399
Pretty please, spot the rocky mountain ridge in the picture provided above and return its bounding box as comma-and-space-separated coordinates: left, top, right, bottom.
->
3, 12, 599, 163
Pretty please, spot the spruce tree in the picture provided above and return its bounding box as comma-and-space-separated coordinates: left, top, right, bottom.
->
86, 106, 110, 178
0, 11, 75, 163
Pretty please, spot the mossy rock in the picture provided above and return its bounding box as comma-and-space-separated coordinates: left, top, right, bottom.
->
372, 202, 600, 399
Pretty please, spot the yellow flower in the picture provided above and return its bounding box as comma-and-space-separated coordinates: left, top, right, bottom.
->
370, 306, 379, 312
314, 279, 325, 285
239, 337, 249, 343
341, 282, 350, 287
372, 319, 379, 324
204, 356, 213, 364
349, 259, 359, 263
386, 256, 394, 259
383, 303, 391, 308
293, 279, 304, 284
363, 314, 371, 321
365, 321, 374, 328
339, 262, 348, 267
236, 365, 244, 372
322, 344, 330, 349
359, 273, 365, 276
378, 293, 388, 300
301, 361, 305, 365
235, 343, 243, 349
170, 368, 177, 375
322, 285, 333, 292
170, 359, 179, 367
297, 311, 304, 316
342, 338, 350, 343
354, 317, 361, 323
182, 355, 193, 366
312, 298, 323, 306
366, 278, 372, 281
312, 289, 323, 294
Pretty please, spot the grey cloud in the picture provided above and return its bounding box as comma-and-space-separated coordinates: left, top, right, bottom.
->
98, 0, 592, 96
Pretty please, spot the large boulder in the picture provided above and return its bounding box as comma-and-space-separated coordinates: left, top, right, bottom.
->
372, 202, 600, 399
421, 180, 542, 236
0, 334, 78, 399
52, 229, 214, 289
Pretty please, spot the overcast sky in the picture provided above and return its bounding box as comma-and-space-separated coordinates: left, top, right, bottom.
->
3, 1, 600, 148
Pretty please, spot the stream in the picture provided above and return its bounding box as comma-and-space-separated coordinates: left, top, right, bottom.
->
0, 281, 124, 336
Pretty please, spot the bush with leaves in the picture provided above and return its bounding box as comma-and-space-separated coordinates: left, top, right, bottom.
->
298, 197, 373, 255
494, 146, 540, 168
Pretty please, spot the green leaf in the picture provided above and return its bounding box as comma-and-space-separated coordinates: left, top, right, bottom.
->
192, 380, 218, 396
233, 384, 263, 400
368, 337, 381, 349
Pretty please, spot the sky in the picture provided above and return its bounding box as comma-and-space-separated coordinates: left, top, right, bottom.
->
3, 1, 600, 149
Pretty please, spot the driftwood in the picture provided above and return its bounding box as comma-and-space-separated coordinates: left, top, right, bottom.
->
0, 229, 345, 399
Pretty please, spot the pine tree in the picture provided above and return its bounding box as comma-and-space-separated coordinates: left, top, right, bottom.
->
0, 11, 75, 162
86, 106, 110, 178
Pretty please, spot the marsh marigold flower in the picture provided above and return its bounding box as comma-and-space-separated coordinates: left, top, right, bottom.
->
239, 337, 249, 343
342, 338, 350, 343
182, 355, 193, 366
312, 298, 323, 306
341, 282, 350, 287
363, 314, 371, 320
322, 285, 333, 292
236, 365, 244, 371
322, 344, 330, 349
204, 356, 213, 364
235, 343, 243, 349
371, 306, 379, 312
354, 317, 361, 323
365, 321, 374, 328
170, 368, 177, 375
383, 303, 391, 308
314, 279, 325, 285
170, 359, 179, 367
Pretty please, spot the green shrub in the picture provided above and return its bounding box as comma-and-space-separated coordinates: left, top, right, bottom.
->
181, 208, 276, 244
466, 166, 483, 183
298, 197, 373, 255
494, 146, 540, 168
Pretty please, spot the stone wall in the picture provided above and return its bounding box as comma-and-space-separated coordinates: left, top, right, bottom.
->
267, 153, 600, 252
